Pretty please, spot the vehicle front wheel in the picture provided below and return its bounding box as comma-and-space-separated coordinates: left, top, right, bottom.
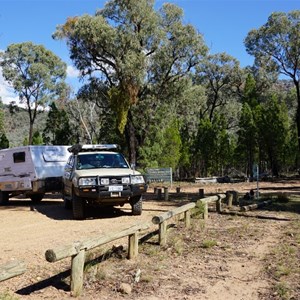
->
72, 194, 86, 220
0, 191, 9, 205
130, 195, 143, 215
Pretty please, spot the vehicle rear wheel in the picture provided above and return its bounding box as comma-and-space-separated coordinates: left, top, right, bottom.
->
29, 193, 44, 203
130, 195, 143, 215
72, 194, 85, 220
0, 191, 9, 205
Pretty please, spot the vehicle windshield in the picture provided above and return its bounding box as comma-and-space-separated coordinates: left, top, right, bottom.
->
76, 153, 129, 170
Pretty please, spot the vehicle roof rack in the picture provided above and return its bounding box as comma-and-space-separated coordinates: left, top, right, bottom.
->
68, 144, 119, 154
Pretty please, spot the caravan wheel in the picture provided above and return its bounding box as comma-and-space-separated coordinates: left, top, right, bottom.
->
0, 191, 9, 205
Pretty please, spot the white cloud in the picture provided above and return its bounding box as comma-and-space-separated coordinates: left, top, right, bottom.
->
67, 65, 80, 78
0, 70, 18, 105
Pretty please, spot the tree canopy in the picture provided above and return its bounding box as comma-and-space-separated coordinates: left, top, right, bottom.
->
53, 0, 208, 164
244, 10, 300, 151
0, 42, 67, 144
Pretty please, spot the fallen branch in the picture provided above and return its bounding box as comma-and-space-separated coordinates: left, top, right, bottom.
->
240, 200, 273, 212
220, 210, 292, 221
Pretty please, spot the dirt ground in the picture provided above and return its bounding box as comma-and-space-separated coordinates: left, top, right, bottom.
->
0, 179, 300, 299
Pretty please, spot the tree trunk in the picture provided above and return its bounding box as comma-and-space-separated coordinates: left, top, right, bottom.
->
29, 120, 34, 145
294, 80, 300, 152
125, 112, 137, 166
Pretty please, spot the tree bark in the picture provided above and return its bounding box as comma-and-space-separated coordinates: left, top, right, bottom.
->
125, 112, 137, 166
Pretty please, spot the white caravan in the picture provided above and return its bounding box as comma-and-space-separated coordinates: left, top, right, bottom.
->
0, 145, 70, 205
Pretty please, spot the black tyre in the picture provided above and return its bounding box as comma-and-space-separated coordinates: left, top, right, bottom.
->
130, 195, 143, 215
0, 191, 9, 205
29, 193, 44, 203
72, 194, 85, 220
64, 197, 72, 209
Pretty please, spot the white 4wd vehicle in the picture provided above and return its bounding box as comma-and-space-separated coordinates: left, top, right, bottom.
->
63, 144, 147, 220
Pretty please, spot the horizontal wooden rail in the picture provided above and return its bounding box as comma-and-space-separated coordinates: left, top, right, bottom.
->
152, 202, 195, 224
45, 222, 150, 297
0, 260, 26, 282
152, 202, 198, 246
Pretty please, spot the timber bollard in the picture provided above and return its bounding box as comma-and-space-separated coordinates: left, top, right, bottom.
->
154, 187, 157, 195
199, 188, 204, 198
216, 197, 222, 213
157, 187, 162, 200
226, 191, 233, 207
164, 187, 169, 201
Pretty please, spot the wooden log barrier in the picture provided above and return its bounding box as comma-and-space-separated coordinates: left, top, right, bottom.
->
0, 260, 26, 282
45, 223, 150, 263
45, 222, 150, 296
152, 202, 195, 245
240, 200, 272, 212
196, 194, 226, 220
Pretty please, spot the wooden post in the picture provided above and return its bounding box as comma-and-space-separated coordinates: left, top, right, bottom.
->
226, 191, 233, 207
157, 188, 162, 200
199, 188, 204, 198
202, 201, 208, 220
154, 187, 157, 195
216, 197, 222, 213
184, 210, 191, 228
71, 249, 85, 297
232, 191, 239, 205
176, 187, 181, 194
128, 232, 138, 259
164, 187, 169, 201
159, 221, 167, 246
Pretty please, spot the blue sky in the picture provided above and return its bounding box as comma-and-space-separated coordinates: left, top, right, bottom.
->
0, 0, 299, 104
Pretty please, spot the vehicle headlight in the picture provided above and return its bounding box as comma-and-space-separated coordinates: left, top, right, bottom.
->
131, 175, 145, 184
122, 177, 130, 184
78, 177, 97, 186
100, 178, 109, 185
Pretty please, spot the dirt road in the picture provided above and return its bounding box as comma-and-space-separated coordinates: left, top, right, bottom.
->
0, 180, 299, 299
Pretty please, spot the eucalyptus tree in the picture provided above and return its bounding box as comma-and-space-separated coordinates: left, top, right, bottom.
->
74, 79, 119, 144
43, 102, 75, 145
235, 103, 258, 177
256, 95, 290, 176
53, 0, 207, 165
244, 10, 300, 151
195, 53, 243, 124
0, 42, 67, 144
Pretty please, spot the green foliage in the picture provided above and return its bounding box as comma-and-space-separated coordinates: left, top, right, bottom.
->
256, 94, 291, 176
201, 239, 217, 249
0, 133, 9, 149
108, 87, 130, 134
157, 120, 182, 170
23, 137, 29, 146
245, 10, 300, 151
235, 103, 258, 176
31, 131, 43, 145
196, 52, 243, 121
194, 115, 234, 176
54, 0, 207, 164
43, 102, 75, 145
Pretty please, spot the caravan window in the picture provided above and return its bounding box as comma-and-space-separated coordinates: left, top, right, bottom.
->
13, 152, 26, 163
